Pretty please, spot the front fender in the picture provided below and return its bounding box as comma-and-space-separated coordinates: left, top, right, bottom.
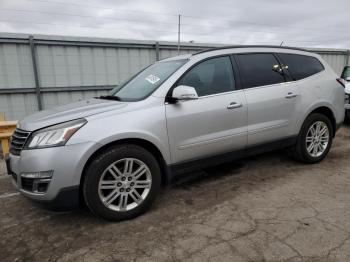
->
68, 98, 170, 165
96, 131, 171, 164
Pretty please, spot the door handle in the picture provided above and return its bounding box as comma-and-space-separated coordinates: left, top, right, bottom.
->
227, 102, 242, 109
285, 92, 298, 99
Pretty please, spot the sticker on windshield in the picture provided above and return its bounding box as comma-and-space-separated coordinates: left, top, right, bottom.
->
145, 74, 160, 84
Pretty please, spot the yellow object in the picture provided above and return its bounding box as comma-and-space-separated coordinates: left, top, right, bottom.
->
0, 114, 17, 155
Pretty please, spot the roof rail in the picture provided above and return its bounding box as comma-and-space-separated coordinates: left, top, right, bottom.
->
193, 45, 309, 55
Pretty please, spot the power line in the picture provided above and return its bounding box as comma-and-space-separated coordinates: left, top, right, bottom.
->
0, 8, 342, 40
28, 0, 345, 33
0, 18, 344, 46
18, 0, 348, 47
0, 18, 318, 41
0, 9, 178, 26
0, 19, 180, 35
28, 0, 177, 17
181, 23, 335, 38
181, 15, 344, 34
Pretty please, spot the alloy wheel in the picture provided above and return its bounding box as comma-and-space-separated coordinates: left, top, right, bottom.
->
98, 158, 152, 211
305, 121, 329, 158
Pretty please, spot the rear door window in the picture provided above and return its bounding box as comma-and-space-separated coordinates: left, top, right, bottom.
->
278, 53, 324, 81
236, 53, 286, 89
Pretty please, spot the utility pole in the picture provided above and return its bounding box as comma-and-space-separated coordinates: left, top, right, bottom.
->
29, 35, 43, 110
177, 14, 181, 55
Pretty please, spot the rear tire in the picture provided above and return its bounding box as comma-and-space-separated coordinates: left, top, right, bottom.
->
291, 113, 333, 163
83, 144, 161, 221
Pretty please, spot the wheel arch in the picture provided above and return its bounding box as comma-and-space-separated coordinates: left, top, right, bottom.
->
302, 106, 336, 136
79, 138, 171, 205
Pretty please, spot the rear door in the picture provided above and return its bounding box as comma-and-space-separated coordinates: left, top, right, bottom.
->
165, 56, 248, 164
235, 53, 300, 146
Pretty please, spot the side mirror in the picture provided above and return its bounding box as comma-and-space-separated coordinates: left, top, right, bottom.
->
172, 85, 198, 101
346, 77, 350, 82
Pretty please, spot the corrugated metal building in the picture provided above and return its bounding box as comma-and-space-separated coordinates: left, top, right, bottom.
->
0, 33, 349, 120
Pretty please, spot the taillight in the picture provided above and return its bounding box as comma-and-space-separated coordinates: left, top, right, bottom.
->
337, 78, 346, 88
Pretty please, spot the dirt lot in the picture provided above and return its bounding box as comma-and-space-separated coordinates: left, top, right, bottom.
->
1, 126, 350, 262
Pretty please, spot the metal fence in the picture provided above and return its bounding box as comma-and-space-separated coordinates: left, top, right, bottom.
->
0, 33, 349, 120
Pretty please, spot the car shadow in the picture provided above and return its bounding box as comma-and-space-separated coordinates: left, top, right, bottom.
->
4, 146, 317, 225
171, 148, 296, 189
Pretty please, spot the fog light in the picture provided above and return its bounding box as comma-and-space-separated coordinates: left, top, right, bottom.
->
21, 170, 53, 179
20, 171, 53, 193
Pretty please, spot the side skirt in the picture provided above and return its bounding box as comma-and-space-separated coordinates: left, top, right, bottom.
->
168, 136, 298, 182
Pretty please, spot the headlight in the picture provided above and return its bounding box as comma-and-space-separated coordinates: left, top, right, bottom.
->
25, 119, 87, 149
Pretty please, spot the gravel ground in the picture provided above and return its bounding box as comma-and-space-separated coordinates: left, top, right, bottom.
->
1, 125, 350, 262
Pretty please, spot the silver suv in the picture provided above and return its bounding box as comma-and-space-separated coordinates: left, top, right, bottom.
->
6, 46, 345, 221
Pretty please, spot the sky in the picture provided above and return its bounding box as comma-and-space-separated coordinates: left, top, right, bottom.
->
0, 0, 349, 48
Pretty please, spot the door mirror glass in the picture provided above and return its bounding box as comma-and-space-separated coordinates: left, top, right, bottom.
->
172, 85, 199, 101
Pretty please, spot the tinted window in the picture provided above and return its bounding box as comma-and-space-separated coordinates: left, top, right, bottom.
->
278, 53, 324, 81
341, 66, 350, 80
237, 53, 285, 89
178, 56, 235, 96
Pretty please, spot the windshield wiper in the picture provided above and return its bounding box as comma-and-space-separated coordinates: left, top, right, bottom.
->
97, 95, 122, 101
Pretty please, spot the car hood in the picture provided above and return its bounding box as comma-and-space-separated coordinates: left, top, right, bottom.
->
19, 98, 128, 131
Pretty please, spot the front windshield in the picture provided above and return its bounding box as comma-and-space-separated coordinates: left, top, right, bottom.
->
109, 59, 188, 101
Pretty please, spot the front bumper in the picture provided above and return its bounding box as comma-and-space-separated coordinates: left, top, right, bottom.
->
7, 141, 98, 209
27, 186, 79, 211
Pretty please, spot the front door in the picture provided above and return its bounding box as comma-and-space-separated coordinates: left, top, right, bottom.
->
165, 56, 248, 164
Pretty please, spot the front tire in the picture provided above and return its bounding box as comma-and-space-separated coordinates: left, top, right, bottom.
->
83, 144, 161, 221
292, 113, 333, 163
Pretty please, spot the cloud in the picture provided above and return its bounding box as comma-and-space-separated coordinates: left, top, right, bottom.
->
0, 0, 349, 48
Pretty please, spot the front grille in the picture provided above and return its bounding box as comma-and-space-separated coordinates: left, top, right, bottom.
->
9, 129, 31, 156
